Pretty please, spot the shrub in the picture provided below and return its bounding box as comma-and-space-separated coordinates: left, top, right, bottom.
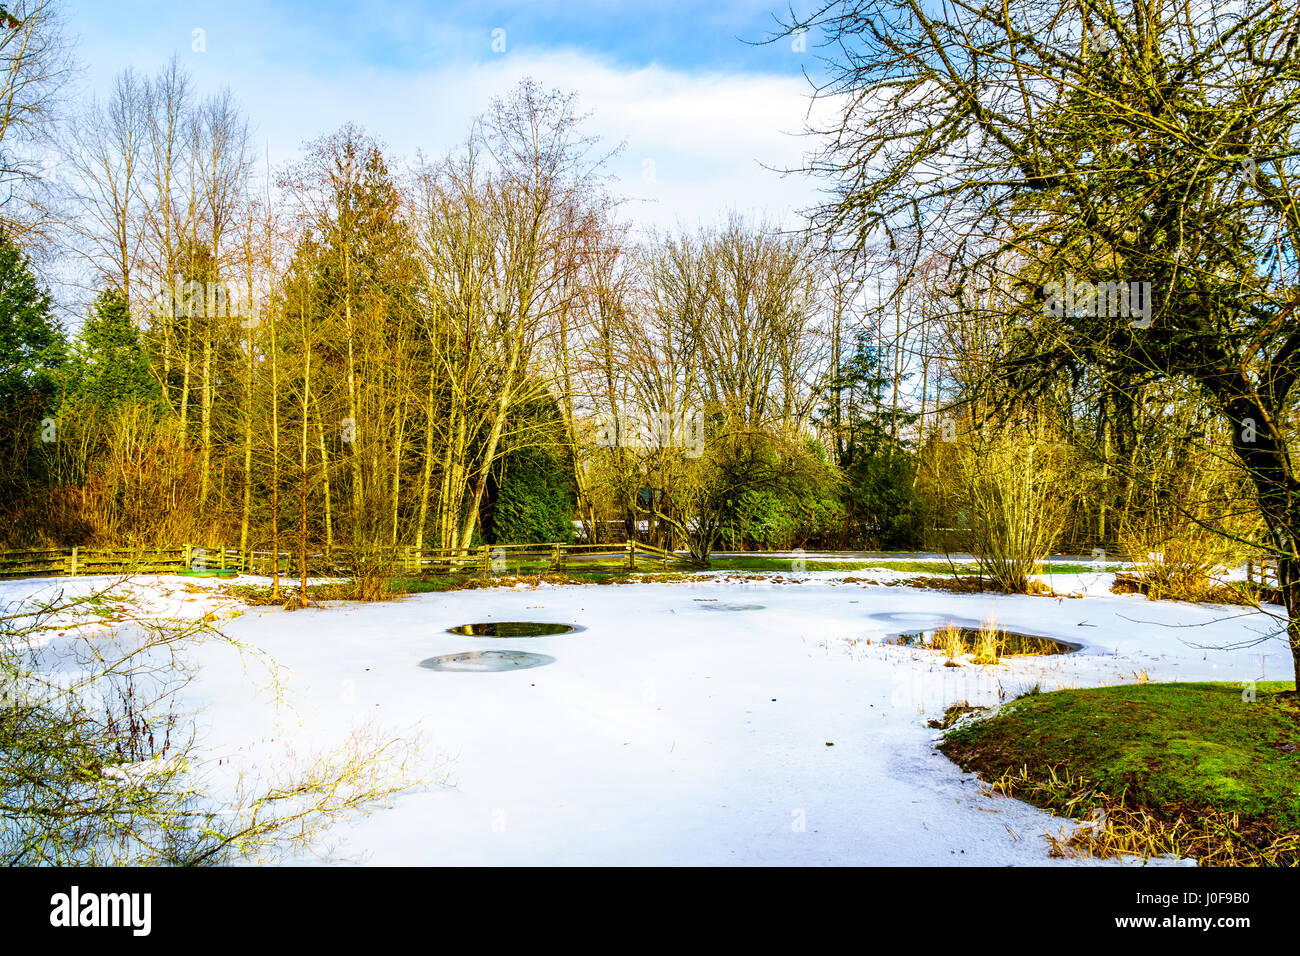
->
0, 585, 420, 864
716, 438, 846, 550
846, 450, 926, 549
952, 419, 1073, 592
1117, 451, 1259, 602
488, 446, 576, 544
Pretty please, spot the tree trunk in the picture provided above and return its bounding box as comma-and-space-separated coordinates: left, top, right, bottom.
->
239, 344, 253, 556
317, 417, 333, 559
269, 309, 281, 598
390, 389, 406, 545
416, 366, 437, 550
299, 342, 311, 604
457, 383, 511, 550
200, 333, 212, 514
1280, 555, 1300, 686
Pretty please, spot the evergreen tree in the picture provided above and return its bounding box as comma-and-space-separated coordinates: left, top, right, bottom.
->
66, 288, 159, 410
487, 446, 577, 545
816, 333, 924, 548
0, 229, 65, 516
0, 229, 64, 412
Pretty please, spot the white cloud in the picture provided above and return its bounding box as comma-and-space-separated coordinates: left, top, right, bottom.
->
213, 46, 827, 234
62, 0, 838, 233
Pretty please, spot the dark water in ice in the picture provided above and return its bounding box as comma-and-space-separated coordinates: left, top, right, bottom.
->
889, 627, 1080, 655
446, 622, 578, 637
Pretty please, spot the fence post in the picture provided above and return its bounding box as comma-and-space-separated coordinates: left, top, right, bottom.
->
69, 546, 78, 577
553, 543, 564, 573
626, 540, 635, 571
219, 547, 226, 571
480, 544, 490, 576
183, 542, 191, 571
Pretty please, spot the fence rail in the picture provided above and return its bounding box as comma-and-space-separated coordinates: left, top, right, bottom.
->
0, 540, 701, 581
1246, 555, 1281, 590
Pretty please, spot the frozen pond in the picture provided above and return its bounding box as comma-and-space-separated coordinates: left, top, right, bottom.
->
1, 571, 1285, 865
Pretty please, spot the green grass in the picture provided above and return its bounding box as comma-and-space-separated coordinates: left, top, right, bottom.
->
388, 569, 633, 593
704, 556, 977, 573
699, 556, 1121, 575
1034, 562, 1125, 574
386, 556, 1123, 590
389, 574, 468, 593
941, 681, 1300, 832
215, 554, 1124, 602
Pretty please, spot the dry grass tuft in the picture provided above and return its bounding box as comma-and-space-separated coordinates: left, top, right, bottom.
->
990, 766, 1300, 866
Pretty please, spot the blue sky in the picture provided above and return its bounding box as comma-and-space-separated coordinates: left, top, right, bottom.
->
66, 1, 812, 75
60, 0, 831, 233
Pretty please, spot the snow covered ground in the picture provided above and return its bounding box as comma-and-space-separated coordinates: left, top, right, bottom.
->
1, 568, 1289, 865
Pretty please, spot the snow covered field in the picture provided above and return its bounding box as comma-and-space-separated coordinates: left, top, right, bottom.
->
1, 569, 1288, 865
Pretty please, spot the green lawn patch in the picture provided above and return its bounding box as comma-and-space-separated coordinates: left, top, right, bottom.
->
704, 556, 1120, 575
940, 681, 1300, 864
706, 556, 984, 574
389, 570, 632, 593
388, 558, 1121, 592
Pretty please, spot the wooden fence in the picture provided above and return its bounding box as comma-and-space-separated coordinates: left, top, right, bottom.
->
0, 540, 700, 581
1246, 555, 1281, 590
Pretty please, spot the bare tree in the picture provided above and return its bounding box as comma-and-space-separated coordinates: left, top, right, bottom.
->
0, 0, 71, 237
63, 69, 146, 301
787, 0, 1300, 679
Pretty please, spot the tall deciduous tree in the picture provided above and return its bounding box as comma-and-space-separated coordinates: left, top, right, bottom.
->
788, 0, 1300, 679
